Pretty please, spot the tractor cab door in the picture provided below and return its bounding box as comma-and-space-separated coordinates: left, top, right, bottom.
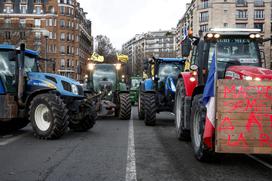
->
0, 49, 17, 94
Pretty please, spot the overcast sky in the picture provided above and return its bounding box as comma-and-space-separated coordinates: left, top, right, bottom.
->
78, 0, 191, 50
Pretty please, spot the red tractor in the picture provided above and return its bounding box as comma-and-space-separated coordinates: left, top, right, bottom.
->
175, 28, 272, 161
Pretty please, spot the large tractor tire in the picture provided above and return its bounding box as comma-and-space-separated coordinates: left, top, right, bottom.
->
69, 105, 96, 132
175, 79, 190, 141
29, 93, 69, 139
190, 94, 213, 162
0, 118, 29, 133
138, 92, 145, 120
144, 93, 156, 126
119, 93, 131, 120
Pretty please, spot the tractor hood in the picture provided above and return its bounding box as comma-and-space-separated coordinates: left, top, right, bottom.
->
225, 66, 272, 81
27, 72, 84, 97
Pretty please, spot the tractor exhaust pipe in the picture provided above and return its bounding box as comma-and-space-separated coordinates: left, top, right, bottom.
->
18, 43, 25, 107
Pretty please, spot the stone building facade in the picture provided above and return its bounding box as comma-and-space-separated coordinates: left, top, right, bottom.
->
0, 0, 93, 81
176, 0, 272, 69
122, 29, 176, 76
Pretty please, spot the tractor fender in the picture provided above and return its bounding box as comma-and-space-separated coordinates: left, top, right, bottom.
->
25, 88, 56, 108
143, 78, 154, 91
178, 72, 197, 97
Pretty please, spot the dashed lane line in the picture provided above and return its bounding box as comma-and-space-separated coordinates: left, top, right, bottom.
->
125, 115, 137, 181
0, 133, 30, 146
247, 154, 272, 170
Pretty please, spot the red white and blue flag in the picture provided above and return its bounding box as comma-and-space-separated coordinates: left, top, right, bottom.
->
202, 51, 217, 149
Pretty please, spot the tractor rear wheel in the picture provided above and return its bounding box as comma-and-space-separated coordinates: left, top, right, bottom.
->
29, 93, 69, 139
69, 105, 96, 132
175, 79, 190, 141
190, 94, 213, 162
144, 93, 156, 126
138, 92, 145, 120
119, 93, 131, 120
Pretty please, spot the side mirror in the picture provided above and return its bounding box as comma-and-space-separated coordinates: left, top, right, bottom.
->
182, 37, 192, 57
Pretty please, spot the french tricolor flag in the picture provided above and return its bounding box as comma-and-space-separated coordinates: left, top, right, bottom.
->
202, 51, 217, 149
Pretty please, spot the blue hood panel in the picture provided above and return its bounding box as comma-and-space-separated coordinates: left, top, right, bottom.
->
27, 72, 83, 98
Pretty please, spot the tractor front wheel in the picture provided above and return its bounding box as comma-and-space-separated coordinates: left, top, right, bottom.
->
190, 94, 213, 161
69, 105, 96, 132
119, 93, 131, 120
144, 93, 156, 126
29, 93, 69, 139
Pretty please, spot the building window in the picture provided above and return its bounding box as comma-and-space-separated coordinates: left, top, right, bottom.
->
20, 32, 26, 39
60, 20, 65, 27
236, 10, 247, 19
60, 33, 65, 40
61, 59, 65, 67
60, 46, 65, 54
60, 6, 65, 15
236, 23, 247, 28
20, 5, 27, 13
34, 19, 41, 27
254, 23, 263, 32
19, 19, 26, 27
254, 10, 264, 19
5, 32, 11, 39
254, 0, 264, 7
200, 24, 208, 32
35, 32, 41, 40
199, 12, 209, 22
34, 6, 42, 14
224, 23, 228, 27
236, 0, 247, 6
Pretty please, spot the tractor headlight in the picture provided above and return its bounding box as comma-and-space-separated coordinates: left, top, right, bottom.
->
243, 76, 253, 81
71, 84, 79, 95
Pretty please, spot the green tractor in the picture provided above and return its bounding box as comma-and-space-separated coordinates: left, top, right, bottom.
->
85, 63, 131, 120
129, 76, 141, 105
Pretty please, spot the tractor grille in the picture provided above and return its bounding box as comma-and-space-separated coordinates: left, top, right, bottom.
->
77, 85, 84, 95
61, 81, 72, 92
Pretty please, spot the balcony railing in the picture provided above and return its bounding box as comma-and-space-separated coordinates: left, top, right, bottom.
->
236, 0, 248, 7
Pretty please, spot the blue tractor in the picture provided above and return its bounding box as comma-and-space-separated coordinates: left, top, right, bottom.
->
0, 44, 96, 139
138, 57, 185, 126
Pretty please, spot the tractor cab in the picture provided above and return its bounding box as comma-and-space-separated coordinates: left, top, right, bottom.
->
86, 62, 131, 120
150, 57, 185, 92
0, 45, 39, 94
185, 28, 270, 85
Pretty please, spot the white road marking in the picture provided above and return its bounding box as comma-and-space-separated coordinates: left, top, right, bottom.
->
126, 117, 137, 181
247, 154, 272, 170
0, 133, 30, 146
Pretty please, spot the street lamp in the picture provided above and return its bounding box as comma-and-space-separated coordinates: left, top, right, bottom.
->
41, 30, 49, 72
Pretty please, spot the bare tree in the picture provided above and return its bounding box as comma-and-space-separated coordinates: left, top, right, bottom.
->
95, 35, 116, 63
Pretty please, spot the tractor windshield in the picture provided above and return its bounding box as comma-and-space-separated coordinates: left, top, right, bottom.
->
131, 78, 140, 88
158, 63, 182, 80
208, 37, 261, 78
92, 64, 117, 92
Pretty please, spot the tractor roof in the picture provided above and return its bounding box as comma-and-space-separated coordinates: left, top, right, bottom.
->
155, 57, 185, 63
208, 28, 261, 35
0, 44, 39, 56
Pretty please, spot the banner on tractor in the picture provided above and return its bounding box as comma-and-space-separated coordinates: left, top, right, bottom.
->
215, 80, 272, 154
91, 52, 104, 62
116, 53, 129, 63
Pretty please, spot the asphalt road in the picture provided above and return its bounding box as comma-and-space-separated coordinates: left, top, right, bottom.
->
0, 107, 271, 181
